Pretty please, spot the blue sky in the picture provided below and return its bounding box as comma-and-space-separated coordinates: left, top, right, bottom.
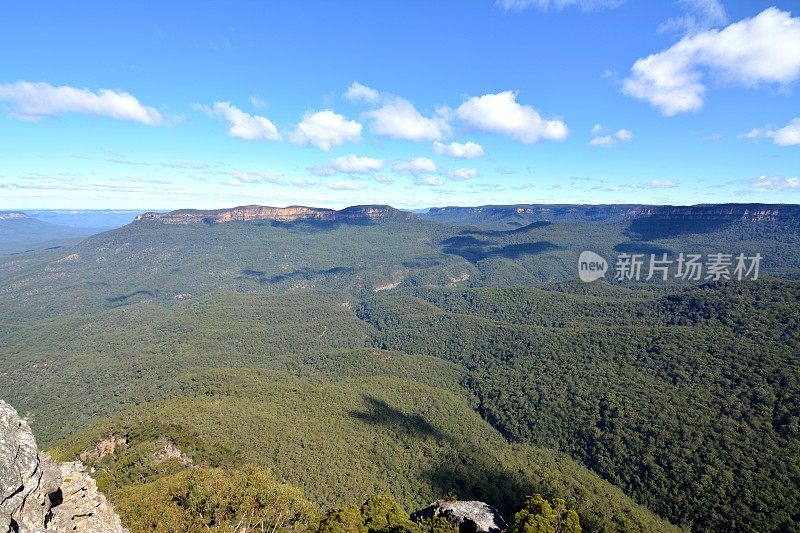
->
0, 0, 798, 210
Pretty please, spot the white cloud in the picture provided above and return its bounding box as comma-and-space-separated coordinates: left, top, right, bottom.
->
615, 128, 633, 142
393, 157, 437, 176
365, 97, 451, 141
450, 168, 479, 181
773, 119, 800, 146
738, 128, 764, 140
590, 123, 604, 134
741, 118, 800, 146
310, 154, 384, 176
496, 0, 624, 12
0, 81, 164, 125
659, 0, 728, 35
330, 154, 383, 173
624, 8, 800, 116
327, 180, 366, 191
413, 176, 444, 186
747, 175, 800, 192
199, 101, 280, 141
432, 141, 484, 159
590, 128, 633, 146
344, 82, 380, 104
345, 82, 452, 142
455, 91, 568, 144
288, 110, 362, 151
249, 96, 268, 109
226, 170, 284, 186
645, 179, 678, 189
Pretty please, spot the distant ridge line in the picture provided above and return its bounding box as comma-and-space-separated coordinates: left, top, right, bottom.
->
132, 203, 800, 225
134, 204, 414, 224
422, 203, 800, 224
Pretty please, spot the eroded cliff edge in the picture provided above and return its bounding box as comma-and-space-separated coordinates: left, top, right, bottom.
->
0, 400, 128, 533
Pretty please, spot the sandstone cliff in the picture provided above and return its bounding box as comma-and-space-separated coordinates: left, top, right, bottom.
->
134, 204, 414, 225
0, 400, 128, 533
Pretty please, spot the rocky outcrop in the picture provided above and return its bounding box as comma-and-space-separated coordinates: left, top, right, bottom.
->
79, 435, 127, 463
0, 400, 128, 533
135, 204, 414, 225
411, 500, 507, 532
50, 461, 128, 533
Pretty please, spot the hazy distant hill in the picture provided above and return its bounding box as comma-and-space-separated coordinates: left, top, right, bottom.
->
23, 209, 145, 229
0, 211, 102, 255
421, 203, 800, 230
1, 203, 798, 320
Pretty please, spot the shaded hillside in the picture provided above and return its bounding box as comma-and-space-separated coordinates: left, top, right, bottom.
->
0, 288, 675, 532
358, 280, 800, 532
53, 370, 676, 532
2, 205, 798, 324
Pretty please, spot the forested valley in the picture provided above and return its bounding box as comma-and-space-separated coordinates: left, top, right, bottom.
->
1, 208, 797, 532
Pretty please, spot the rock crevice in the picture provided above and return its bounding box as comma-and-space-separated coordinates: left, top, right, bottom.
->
0, 400, 128, 533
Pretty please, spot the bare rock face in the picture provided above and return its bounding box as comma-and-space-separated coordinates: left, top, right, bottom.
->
49, 461, 128, 533
411, 500, 508, 533
0, 400, 128, 533
134, 204, 413, 224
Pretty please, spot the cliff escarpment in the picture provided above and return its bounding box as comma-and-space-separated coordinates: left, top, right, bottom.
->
135, 205, 414, 224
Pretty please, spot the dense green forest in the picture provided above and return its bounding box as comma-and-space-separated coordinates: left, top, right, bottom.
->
1, 211, 798, 532
358, 281, 800, 531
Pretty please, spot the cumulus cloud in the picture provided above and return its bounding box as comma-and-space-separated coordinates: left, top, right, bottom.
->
496, 0, 624, 12
330, 154, 383, 173
344, 81, 452, 142
365, 97, 451, 141
589, 128, 633, 147
393, 157, 437, 176
747, 175, 800, 192
344, 82, 380, 104
455, 91, 568, 144
0, 81, 164, 125
773, 119, 800, 146
432, 141, 484, 159
198, 101, 280, 141
659, 0, 728, 35
288, 110, 362, 151
449, 168, 479, 181
310, 154, 384, 176
739, 118, 800, 146
590, 123, 604, 134
413, 176, 444, 186
623, 8, 800, 116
